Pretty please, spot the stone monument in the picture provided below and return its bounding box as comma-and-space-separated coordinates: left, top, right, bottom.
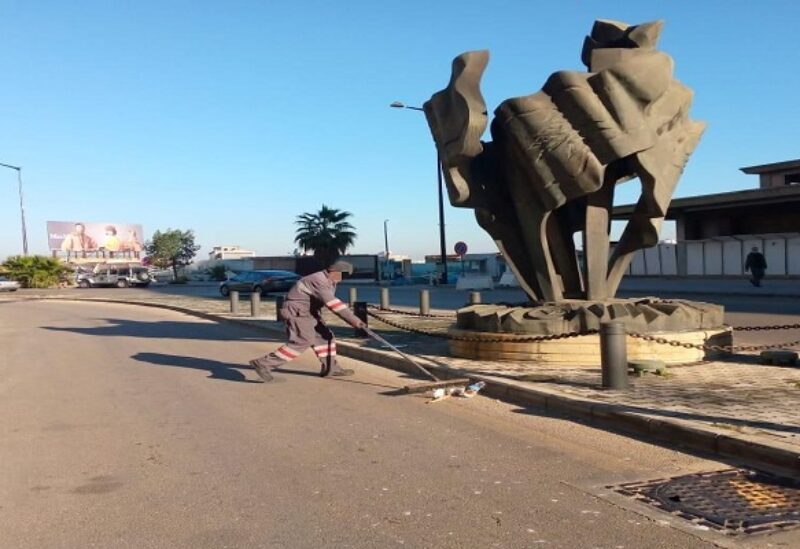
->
423, 20, 730, 364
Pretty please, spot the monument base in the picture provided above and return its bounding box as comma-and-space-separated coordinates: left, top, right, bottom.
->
448, 327, 732, 366
451, 298, 730, 366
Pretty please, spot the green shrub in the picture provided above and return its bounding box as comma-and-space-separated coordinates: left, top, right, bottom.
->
2, 256, 73, 288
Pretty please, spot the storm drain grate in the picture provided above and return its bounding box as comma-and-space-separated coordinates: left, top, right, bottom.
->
611, 469, 800, 535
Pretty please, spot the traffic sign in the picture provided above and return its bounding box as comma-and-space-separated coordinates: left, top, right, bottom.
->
454, 241, 468, 257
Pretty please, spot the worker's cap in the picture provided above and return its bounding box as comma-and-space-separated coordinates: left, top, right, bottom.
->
327, 260, 353, 274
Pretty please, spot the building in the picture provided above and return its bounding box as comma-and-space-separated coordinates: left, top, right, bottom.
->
208, 245, 256, 261
613, 159, 800, 276
218, 254, 379, 280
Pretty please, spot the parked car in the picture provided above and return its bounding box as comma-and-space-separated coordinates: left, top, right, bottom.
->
76, 265, 151, 288
219, 270, 300, 297
0, 276, 20, 292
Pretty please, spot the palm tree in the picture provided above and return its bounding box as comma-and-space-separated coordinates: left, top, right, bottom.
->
294, 205, 356, 267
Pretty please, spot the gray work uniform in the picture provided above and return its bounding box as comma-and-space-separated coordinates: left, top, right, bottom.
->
256, 270, 360, 375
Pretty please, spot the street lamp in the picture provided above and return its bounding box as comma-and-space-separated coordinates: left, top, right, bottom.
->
390, 101, 449, 285
0, 162, 29, 255
383, 219, 390, 281
384, 219, 390, 258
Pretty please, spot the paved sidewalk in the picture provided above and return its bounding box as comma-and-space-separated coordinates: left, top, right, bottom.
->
6, 290, 800, 474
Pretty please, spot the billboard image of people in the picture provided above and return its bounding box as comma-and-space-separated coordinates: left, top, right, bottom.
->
48, 221, 144, 261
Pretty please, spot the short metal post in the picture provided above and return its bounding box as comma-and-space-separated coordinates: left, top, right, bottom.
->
380, 287, 390, 310
349, 287, 357, 307
600, 321, 629, 389
353, 301, 368, 338
275, 295, 285, 322
419, 289, 430, 315
469, 291, 481, 305
250, 291, 261, 317
229, 290, 239, 314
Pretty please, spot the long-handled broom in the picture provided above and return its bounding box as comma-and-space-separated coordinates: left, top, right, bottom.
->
362, 326, 471, 393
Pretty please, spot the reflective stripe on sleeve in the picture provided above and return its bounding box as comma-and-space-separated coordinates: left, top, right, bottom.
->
325, 298, 347, 313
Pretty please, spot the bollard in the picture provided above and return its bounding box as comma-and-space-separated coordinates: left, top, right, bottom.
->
380, 287, 390, 310
353, 301, 368, 338
600, 321, 629, 389
469, 291, 481, 305
349, 287, 358, 308
250, 291, 261, 317
229, 290, 239, 314
275, 295, 285, 322
419, 289, 430, 316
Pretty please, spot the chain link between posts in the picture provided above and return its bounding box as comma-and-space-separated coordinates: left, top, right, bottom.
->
366, 303, 455, 319
366, 309, 598, 343
365, 307, 800, 352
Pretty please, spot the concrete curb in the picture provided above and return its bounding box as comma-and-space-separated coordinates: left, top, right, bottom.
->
328, 340, 800, 475
13, 295, 800, 475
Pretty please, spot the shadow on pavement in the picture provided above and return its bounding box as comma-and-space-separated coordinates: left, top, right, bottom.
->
42, 318, 276, 342
131, 352, 263, 383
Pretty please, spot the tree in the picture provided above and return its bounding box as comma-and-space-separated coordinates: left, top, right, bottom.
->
294, 205, 356, 267
2, 255, 73, 288
206, 263, 228, 281
145, 229, 201, 281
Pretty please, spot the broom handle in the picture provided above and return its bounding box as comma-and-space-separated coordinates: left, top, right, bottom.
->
363, 326, 439, 382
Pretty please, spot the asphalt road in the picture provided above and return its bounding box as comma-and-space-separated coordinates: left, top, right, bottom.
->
2, 300, 782, 548
15, 280, 800, 317
14, 282, 800, 348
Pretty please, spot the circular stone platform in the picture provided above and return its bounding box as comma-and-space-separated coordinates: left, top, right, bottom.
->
450, 298, 730, 366
448, 327, 732, 366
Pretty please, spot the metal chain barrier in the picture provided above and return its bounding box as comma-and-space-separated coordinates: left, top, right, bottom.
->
365, 302, 800, 352
630, 323, 800, 353
732, 323, 800, 331
366, 309, 597, 343
366, 303, 455, 319
627, 332, 800, 353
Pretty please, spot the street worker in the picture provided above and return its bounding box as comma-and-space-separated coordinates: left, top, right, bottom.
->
249, 261, 365, 382
744, 246, 767, 287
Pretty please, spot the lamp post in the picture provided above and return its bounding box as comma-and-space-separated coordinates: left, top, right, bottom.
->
383, 219, 390, 281
383, 219, 390, 258
0, 162, 29, 255
390, 101, 449, 285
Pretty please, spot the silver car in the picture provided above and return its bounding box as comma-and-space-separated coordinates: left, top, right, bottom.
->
0, 276, 20, 292
76, 265, 151, 288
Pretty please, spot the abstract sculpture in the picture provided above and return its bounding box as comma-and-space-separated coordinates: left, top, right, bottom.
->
424, 19, 704, 303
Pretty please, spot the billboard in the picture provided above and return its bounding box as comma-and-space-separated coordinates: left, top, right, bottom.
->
47, 221, 145, 256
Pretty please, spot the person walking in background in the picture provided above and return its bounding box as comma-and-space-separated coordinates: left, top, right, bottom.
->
248, 261, 365, 382
745, 246, 767, 287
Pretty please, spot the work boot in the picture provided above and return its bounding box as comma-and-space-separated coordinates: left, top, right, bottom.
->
331, 368, 355, 377
249, 358, 274, 382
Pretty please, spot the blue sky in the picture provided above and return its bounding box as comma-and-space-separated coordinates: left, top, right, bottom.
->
1, 1, 799, 260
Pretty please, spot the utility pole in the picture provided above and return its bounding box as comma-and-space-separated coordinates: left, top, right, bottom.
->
0, 162, 29, 255
390, 101, 449, 285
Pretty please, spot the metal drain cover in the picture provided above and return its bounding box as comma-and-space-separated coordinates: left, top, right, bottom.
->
612, 469, 800, 535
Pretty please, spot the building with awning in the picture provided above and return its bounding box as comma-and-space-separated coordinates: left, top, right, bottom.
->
613, 159, 800, 276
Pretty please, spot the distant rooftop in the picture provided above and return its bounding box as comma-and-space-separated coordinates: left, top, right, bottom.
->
740, 159, 800, 175
613, 184, 800, 220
